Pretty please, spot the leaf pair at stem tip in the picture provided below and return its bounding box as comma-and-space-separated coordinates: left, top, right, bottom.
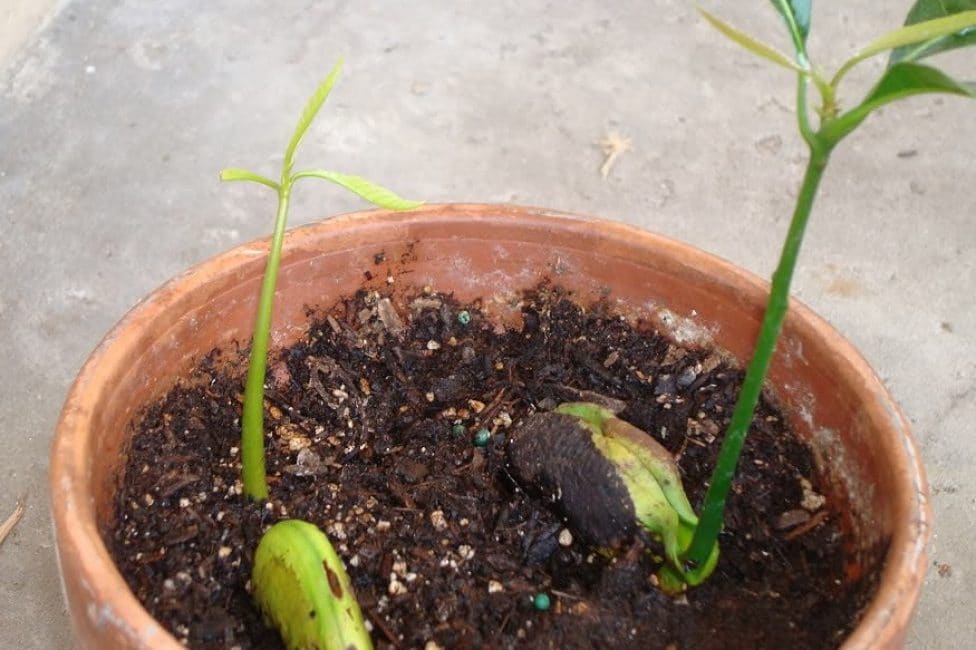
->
220, 61, 422, 212
697, 1, 976, 143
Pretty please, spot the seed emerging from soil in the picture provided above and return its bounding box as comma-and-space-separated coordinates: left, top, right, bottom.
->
507, 410, 639, 548
507, 402, 718, 588
252, 520, 372, 650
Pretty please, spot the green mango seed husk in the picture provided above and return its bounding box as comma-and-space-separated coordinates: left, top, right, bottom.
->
252, 519, 373, 650
545, 402, 719, 588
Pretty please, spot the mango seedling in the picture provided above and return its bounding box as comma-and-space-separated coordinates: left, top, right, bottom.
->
683, 0, 976, 574
221, 59, 421, 501
220, 60, 420, 649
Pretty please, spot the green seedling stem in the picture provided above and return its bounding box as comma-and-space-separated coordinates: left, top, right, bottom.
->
686, 140, 832, 566
238, 187, 292, 500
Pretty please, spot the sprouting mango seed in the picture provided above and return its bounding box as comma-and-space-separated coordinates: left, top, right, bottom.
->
252, 519, 372, 650
508, 402, 718, 592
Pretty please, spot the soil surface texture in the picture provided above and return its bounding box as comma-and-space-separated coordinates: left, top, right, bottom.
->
109, 281, 878, 649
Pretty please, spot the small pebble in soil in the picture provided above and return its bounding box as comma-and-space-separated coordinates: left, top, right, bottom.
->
430, 510, 448, 531
457, 309, 472, 325
473, 428, 491, 447
533, 592, 552, 612
451, 423, 466, 435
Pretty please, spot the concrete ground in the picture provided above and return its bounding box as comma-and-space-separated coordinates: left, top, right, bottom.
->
1, 1, 972, 647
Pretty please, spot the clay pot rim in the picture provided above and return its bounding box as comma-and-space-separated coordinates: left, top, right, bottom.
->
50, 203, 930, 648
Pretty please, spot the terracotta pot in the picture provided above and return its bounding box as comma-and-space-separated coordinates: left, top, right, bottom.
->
50, 204, 930, 648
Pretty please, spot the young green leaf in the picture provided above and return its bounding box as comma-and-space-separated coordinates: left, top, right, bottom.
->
833, 11, 976, 86
696, 6, 801, 72
891, 0, 976, 63
823, 62, 976, 143
769, 0, 811, 67
292, 170, 423, 211
220, 168, 282, 191
859, 11, 976, 61
283, 59, 344, 174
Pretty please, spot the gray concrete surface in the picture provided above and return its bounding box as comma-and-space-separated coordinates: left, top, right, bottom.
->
0, 0, 60, 66
1, 1, 972, 647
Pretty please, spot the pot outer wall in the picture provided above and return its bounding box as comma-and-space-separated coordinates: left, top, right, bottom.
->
50, 204, 931, 649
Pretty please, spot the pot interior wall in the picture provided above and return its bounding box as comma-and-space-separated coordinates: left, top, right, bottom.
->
90, 207, 901, 590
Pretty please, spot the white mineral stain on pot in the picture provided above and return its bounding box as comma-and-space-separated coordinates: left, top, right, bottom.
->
653, 307, 717, 346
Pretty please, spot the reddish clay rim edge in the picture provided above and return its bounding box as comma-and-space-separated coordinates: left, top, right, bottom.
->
50, 203, 930, 648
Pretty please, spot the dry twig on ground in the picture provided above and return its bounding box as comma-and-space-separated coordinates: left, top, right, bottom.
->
0, 495, 27, 548
596, 130, 632, 179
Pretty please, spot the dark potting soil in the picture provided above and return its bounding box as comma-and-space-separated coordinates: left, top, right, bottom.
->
108, 280, 880, 650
